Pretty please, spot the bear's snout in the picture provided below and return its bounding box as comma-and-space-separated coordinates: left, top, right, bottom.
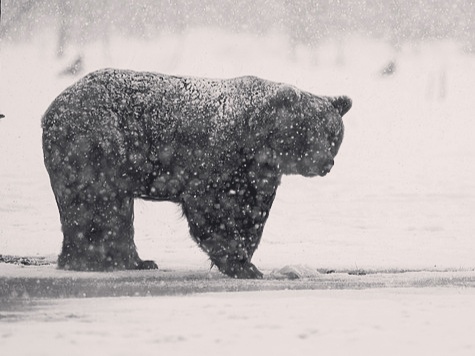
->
316, 158, 334, 176
298, 155, 335, 177
321, 159, 334, 174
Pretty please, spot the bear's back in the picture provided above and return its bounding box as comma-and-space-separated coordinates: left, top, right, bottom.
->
42, 69, 279, 149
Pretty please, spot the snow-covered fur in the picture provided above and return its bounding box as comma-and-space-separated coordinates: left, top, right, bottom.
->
42, 68, 351, 278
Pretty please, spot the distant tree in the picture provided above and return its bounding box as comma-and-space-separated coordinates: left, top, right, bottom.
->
0, 0, 39, 39
284, 0, 330, 52
56, 0, 72, 57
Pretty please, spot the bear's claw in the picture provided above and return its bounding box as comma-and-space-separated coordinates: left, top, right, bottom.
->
217, 260, 263, 279
236, 262, 264, 279
136, 260, 159, 270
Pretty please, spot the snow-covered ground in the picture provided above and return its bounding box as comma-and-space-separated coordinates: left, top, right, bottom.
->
1, 29, 475, 355
1, 288, 475, 356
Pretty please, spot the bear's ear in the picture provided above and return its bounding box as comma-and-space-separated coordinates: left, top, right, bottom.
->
329, 96, 352, 116
249, 84, 300, 132
271, 85, 301, 109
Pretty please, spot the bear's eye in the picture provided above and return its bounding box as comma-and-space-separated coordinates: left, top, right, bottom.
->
327, 116, 342, 137
325, 132, 340, 150
328, 127, 340, 140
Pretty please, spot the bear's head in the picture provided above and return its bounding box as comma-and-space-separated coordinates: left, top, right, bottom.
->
254, 85, 351, 177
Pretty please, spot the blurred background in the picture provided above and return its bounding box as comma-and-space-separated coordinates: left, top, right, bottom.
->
1, 0, 474, 272
2, 0, 475, 53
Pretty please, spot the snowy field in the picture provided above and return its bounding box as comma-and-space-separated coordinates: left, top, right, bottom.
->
1, 29, 475, 354
2, 288, 475, 356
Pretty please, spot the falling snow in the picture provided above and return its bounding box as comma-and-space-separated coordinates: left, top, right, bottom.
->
2, 1, 475, 355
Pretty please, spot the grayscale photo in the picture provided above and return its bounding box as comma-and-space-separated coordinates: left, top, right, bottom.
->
1, 1, 475, 355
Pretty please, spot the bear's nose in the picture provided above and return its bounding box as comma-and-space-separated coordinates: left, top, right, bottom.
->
322, 160, 334, 173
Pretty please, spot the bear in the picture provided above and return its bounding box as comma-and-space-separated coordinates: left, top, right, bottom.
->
42, 68, 351, 279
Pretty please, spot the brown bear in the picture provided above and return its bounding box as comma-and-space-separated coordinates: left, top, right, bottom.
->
42, 69, 351, 279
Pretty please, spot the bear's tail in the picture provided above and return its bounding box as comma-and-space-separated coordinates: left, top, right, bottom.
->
329, 96, 352, 116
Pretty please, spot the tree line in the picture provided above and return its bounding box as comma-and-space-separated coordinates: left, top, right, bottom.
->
1, 0, 474, 51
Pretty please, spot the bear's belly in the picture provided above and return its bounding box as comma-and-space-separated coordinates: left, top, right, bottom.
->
145, 175, 185, 201
133, 165, 193, 202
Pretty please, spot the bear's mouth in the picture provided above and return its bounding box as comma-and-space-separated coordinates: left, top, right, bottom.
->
301, 169, 323, 177
298, 165, 331, 177
306, 163, 334, 177
298, 157, 334, 177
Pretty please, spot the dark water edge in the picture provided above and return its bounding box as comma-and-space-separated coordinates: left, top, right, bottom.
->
1, 262, 475, 301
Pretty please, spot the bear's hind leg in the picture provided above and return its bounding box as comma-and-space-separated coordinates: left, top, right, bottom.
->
56, 193, 157, 271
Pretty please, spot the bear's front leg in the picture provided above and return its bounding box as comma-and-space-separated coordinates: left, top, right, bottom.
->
182, 183, 276, 279
200, 235, 264, 279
